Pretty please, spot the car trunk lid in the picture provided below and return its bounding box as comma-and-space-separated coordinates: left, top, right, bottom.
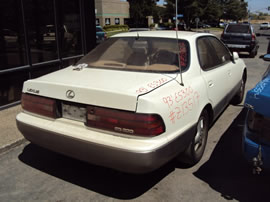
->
22, 66, 173, 111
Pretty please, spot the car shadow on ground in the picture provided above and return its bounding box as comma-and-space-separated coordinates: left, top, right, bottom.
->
18, 142, 175, 199
194, 108, 270, 202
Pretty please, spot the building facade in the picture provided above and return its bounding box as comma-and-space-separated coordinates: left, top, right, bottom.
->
95, 0, 130, 27
0, 0, 96, 109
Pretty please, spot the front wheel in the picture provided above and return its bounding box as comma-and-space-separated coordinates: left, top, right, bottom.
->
178, 110, 209, 165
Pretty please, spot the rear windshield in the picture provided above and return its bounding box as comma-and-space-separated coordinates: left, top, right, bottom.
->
77, 37, 190, 73
226, 24, 250, 33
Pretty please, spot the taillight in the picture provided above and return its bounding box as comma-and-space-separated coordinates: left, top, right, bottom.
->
21, 93, 57, 118
221, 30, 225, 39
104, 33, 107, 40
86, 106, 165, 136
252, 33, 256, 41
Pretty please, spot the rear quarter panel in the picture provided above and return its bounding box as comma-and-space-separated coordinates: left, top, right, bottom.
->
136, 73, 209, 142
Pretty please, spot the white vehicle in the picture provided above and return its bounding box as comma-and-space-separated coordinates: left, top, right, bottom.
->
16, 31, 247, 174
260, 22, 270, 30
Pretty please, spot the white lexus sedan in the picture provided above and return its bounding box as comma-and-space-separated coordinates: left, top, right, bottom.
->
16, 31, 246, 174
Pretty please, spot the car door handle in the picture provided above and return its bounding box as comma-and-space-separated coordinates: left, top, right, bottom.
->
228, 70, 232, 76
208, 81, 214, 87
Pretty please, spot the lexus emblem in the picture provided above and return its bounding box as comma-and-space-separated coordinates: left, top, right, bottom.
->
66, 90, 75, 99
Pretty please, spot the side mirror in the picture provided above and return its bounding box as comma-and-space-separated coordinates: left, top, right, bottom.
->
231, 52, 239, 63
233, 52, 239, 60
262, 54, 270, 61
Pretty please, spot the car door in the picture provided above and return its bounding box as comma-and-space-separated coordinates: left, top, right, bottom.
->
207, 37, 238, 97
197, 36, 231, 117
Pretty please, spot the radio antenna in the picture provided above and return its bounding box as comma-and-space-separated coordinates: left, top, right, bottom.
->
175, 0, 184, 86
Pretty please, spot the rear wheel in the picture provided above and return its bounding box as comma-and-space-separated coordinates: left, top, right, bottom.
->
249, 49, 256, 58
178, 110, 209, 165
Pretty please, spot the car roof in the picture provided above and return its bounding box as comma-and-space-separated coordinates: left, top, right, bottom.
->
111, 31, 213, 40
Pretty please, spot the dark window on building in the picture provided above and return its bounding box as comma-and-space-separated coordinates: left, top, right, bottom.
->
105, 18, 111, 25
0, 69, 29, 106
24, 0, 58, 64
96, 18, 100, 25
124, 18, 129, 25
115, 18, 120, 25
59, 0, 82, 58
0, 0, 27, 70
0, 0, 96, 108
30, 63, 60, 79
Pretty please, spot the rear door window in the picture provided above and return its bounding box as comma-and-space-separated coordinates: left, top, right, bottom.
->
197, 37, 220, 70
208, 37, 231, 65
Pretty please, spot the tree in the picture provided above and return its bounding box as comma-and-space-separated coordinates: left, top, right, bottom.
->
162, 0, 248, 27
164, 0, 208, 29
222, 0, 248, 21
202, 0, 223, 22
127, 0, 157, 27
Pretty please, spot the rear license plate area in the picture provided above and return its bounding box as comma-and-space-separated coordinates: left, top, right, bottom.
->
62, 102, 86, 122
227, 44, 247, 48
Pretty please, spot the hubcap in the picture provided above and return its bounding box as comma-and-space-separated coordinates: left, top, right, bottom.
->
194, 118, 204, 151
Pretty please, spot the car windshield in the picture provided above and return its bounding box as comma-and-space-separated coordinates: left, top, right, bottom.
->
77, 37, 190, 73
226, 24, 250, 33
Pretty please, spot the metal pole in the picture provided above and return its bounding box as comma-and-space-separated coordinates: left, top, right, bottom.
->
175, 0, 184, 86
175, 0, 178, 30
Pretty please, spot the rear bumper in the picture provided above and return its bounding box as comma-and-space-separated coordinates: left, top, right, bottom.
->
226, 44, 255, 52
260, 27, 269, 30
16, 112, 195, 174
221, 40, 258, 52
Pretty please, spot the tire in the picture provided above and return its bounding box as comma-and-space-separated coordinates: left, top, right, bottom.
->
178, 110, 209, 165
231, 78, 245, 105
249, 49, 256, 58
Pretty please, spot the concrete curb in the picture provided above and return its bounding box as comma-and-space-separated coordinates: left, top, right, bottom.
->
0, 138, 27, 155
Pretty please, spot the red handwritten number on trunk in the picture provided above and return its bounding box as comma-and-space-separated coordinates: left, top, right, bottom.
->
163, 96, 174, 108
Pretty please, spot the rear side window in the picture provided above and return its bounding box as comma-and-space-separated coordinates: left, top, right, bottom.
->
226, 24, 250, 33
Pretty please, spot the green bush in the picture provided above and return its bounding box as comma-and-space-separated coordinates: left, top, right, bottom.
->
103, 25, 129, 32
